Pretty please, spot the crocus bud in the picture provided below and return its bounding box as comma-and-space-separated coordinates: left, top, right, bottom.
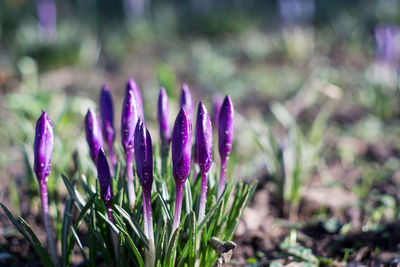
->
121, 85, 139, 210
172, 108, 192, 185
180, 84, 194, 122
121, 89, 139, 154
134, 118, 154, 241
195, 102, 212, 223
196, 102, 213, 174
212, 93, 224, 127
34, 111, 54, 183
126, 78, 144, 120
171, 108, 192, 232
85, 108, 103, 163
99, 84, 117, 167
157, 87, 171, 146
33, 111, 58, 265
134, 118, 153, 190
96, 148, 114, 222
217, 95, 234, 198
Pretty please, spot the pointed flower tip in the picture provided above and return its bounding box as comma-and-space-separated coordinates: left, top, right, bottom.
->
96, 148, 112, 203
134, 118, 153, 189
126, 78, 144, 119
172, 108, 192, 184
180, 84, 193, 121
158, 87, 171, 144
85, 108, 103, 163
218, 95, 234, 160
196, 102, 213, 174
33, 111, 53, 183
121, 89, 138, 153
99, 84, 114, 139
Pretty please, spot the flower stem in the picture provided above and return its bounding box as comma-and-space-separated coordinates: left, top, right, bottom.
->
198, 172, 208, 224
172, 182, 184, 234
39, 179, 59, 267
142, 187, 155, 267
217, 158, 227, 199
126, 152, 136, 210
105, 201, 115, 223
107, 139, 117, 173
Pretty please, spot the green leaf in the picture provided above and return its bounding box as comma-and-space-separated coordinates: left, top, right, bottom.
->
113, 204, 148, 248
70, 224, 89, 265
18, 217, 55, 267
164, 228, 180, 267
74, 193, 96, 229
156, 189, 173, 223
61, 199, 73, 267
62, 174, 83, 210
187, 211, 197, 266
115, 224, 144, 267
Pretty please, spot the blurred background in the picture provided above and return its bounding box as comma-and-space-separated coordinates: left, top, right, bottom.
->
1, 0, 400, 265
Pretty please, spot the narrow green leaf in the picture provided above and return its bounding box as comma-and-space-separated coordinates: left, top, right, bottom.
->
74, 193, 96, 229
115, 224, 144, 267
164, 228, 180, 267
19, 217, 55, 267
70, 224, 89, 265
62, 174, 83, 210
61, 199, 73, 267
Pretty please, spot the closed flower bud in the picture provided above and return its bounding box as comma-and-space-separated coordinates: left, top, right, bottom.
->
157, 87, 171, 146
33, 111, 58, 265
195, 102, 213, 174
121, 89, 139, 154
217, 95, 234, 198
85, 108, 103, 163
218, 95, 234, 160
195, 102, 213, 223
180, 84, 194, 122
171, 108, 192, 232
96, 148, 114, 222
134, 118, 153, 189
33, 111, 53, 183
126, 78, 144, 120
172, 108, 192, 185
96, 148, 113, 205
99, 84, 117, 167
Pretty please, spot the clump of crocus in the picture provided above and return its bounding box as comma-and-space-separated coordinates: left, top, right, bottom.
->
157, 87, 170, 174
127, 78, 144, 120
171, 108, 192, 233
134, 118, 155, 264
33, 111, 59, 266
96, 148, 114, 223
195, 102, 212, 223
121, 84, 139, 210
99, 84, 117, 169
217, 95, 234, 198
212, 93, 223, 127
85, 108, 103, 163
180, 84, 194, 122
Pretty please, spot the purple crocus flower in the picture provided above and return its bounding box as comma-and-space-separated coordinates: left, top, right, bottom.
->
217, 95, 234, 198
157, 87, 171, 147
134, 118, 154, 241
33, 111, 58, 265
375, 25, 400, 67
36, 0, 57, 42
96, 148, 114, 223
158, 87, 171, 175
171, 108, 192, 232
99, 84, 117, 168
212, 93, 224, 127
85, 108, 103, 163
180, 84, 194, 123
126, 78, 144, 120
195, 102, 212, 223
121, 85, 139, 210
